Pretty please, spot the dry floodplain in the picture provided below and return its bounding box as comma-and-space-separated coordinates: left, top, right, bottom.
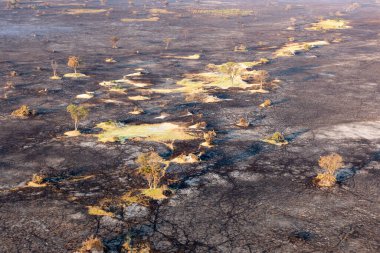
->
0, 0, 380, 252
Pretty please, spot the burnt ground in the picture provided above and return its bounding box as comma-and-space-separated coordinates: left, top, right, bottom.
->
0, 0, 380, 252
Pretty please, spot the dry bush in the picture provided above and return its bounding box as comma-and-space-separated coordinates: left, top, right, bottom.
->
204, 130, 216, 145
9, 71, 17, 77
313, 153, 343, 187
319, 153, 343, 174
11, 105, 32, 118
111, 36, 120, 49
67, 56, 80, 73
236, 117, 249, 127
78, 236, 104, 253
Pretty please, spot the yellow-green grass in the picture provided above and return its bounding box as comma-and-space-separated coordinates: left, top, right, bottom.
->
306, 19, 351, 31
96, 122, 198, 143
87, 206, 114, 217
274, 41, 330, 57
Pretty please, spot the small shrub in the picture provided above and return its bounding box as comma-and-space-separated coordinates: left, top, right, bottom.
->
236, 117, 249, 127
269, 132, 285, 143
32, 174, 45, 184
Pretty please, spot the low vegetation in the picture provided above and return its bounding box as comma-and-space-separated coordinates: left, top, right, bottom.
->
11, 105, 33, 118
306, 19, 351, 31
262, 132, 288, 146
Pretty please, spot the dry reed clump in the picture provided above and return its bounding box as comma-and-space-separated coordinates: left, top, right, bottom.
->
77, 236, 104, 253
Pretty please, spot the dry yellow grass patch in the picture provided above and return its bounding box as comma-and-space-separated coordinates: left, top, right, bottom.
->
64, 9, 108, 15
96, 122, 198, 143
161, 54, 201, 60
64, 130, 81, 137
64, 73, 88, 78
149, 8, 175, 15
87, 206, 114, 217
274, 41, 329, 57
141, 188, 167, 200
128, 95, 150, 101
27, 182, 47, 187
121, 17, 159, 22
191, 9, 254, 17
306, 19, 351, 31
76, 93, 94, 99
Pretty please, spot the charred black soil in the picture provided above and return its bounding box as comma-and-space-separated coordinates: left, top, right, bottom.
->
0, 0, 379, 252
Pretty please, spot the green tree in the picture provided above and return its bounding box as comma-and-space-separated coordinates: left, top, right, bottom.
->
137, 152, 169, 189
66, 104, 89, 131
220, 62, 241, 85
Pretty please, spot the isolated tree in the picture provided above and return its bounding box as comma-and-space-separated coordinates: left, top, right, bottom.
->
314, 153, 344, 187
255, 70, 269, 90
137, 152, 168, 189
51, 60, 59, 78
6, 0, 18, 9
66, 104, 89, 131
111, 36, 120, 49
67, 56, 80, 74
163, 38, 173, 50
220, 62, 241, 85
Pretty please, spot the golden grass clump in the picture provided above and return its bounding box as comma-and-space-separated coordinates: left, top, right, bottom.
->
87, 206, 114, 217
259, 99, 272, 108
11, 105, 32, 118
78, 236, 104, 253
306, 19, 351, 31
64, 8, 108, 15
313, 153, 343, 187
121, 17, 159, 22
274, 41, 329, 57
96, 122, 197, 143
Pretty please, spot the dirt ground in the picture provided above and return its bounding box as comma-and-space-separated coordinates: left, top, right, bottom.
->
0, 0, 379, 252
